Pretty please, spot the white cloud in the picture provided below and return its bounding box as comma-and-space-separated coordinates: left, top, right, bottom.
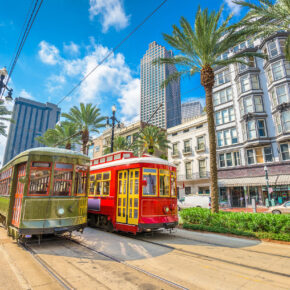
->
224, 0, 241, 15
38, 40, 60, 65
63, 41, 80, 56
19, 89, 34, 100
39, 39, 140, 123
89, 0, 130, 33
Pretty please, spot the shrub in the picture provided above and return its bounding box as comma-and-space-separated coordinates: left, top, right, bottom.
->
179, 208, 290, 241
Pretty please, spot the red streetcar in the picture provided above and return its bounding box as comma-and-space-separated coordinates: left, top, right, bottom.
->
88, 151, 178, 234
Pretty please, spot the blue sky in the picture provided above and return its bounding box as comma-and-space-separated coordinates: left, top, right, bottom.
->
0, 0, 246, 163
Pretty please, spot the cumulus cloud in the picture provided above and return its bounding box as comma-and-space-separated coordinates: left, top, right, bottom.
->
89, 0, 130, 33
224, 0, 241, 15
19, 89, 34, 100
39, 39, 140, 123
63, 41, 80, 56
38, 41, 60, 65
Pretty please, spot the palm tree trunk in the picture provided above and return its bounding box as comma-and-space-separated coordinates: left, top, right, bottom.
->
148, 145, 154, 155
201, 65, 219, 213
82, 129, 89, 155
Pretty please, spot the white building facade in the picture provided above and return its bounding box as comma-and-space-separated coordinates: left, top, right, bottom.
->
213, 31, 290, 207
167, 114, 210, 199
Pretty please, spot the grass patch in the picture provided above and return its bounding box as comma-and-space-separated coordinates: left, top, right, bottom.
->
180, 208, 290, 242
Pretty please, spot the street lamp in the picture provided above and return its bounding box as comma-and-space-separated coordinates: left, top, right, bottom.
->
0, 68, 13, 102
264, 165, 271, 206
106, 105, 120, 153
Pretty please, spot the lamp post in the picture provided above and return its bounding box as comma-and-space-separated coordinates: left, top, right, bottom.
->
106, 105, 120, 153
264, 165, 271, 206
0, 68, 13, 101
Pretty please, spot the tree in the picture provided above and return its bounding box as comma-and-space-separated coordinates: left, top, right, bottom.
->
234, 0, 290, 61
62, 103, 105, 154
157, 6, 264, 213
136, 126, 170, 156
0, 100, 12, 137
35, 122, 80, 149
103, 136, 130, 154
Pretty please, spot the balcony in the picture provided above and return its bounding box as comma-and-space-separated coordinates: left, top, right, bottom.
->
195, 145, 205, 153
171, 151, 179, 158
177, 171, 210, 181
183, 147, 192, 155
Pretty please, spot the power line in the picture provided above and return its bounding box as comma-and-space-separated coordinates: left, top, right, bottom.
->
57, 0, 169, 106
1, 0, 44, 97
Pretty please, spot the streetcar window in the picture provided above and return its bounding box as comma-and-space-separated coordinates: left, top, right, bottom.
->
32, 162, 51, 168
52, 164, 73, 196
55, 163, 73, 170
93, 160, 99, 165
100, 158, 105, 163
94, 172, 111, 196
114, 154, 121, 160
74, 165, 88, 195
29, 170, 51, 195
170, 171, 177, 197
123, 153, 131, 159
0, 168, 12, 196
89, 175, 96, 195
107, 156, 113, 162
142, 168, 157, 196
159, 169, 170, 197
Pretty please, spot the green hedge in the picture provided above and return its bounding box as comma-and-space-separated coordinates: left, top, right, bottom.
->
180, 208, 290, 242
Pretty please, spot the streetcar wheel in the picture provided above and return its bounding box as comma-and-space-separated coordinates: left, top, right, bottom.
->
272, 210, 281, 214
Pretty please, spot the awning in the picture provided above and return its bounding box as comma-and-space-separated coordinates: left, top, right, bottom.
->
276, 175, 290, 185
218, 175, 278, 187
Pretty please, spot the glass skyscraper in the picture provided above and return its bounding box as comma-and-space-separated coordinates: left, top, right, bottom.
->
181, 100, 203, 121
3, 97, 61, 164
140, 41, 181, 129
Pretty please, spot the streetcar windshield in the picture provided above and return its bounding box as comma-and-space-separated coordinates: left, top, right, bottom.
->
142, 168, 157, 196
29, 162, 51, 195
74, 165, 88, 195
52, 163, 73, 196
159, 169, 170, 197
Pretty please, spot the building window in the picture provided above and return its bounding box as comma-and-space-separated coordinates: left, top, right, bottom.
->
219, 151, 240, 168
239, 74, 260, 93
275, 113, 282, 134
185, 187, 191, 195
126, 135, 131, 144
280, 143, 290, 161
215, 69, 230, 86
279, 39, 286, 55
272, 61, 284, 81
94, 145, 100, 153
198, 187, 210, 194
215, 106, 235, 125
247, 146, 273, 165
172, 143, 178, 155
217, 128, 238, 147
268, 41, 278, 58
213, 87, 232, 105
185, 162, 192, 179
197, 136, 205, 150
199, 160, 206, 178
282, 110, 290, 132
247, 119, 267, 139
239, 56, 255, 72
184, 140, 191, 153
244, 96, 254, 113
254, 96, 264, 112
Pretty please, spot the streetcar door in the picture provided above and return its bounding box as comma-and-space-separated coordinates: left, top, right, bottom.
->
116, 169, 139, 225
11, 164, 26, 227
127, 169, 139, 225
116, 170, 127, 223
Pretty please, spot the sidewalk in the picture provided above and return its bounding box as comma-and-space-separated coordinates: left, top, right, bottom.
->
0, 227, 62, 290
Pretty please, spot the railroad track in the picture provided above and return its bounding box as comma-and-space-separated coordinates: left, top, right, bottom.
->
22, 235, 188, 290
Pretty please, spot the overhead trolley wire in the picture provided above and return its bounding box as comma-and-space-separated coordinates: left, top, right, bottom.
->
1, 0, 44, 97
57, 0, 169, 106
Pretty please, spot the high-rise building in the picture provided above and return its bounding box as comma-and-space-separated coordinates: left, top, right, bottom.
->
3, 97, 61, 164
181, 100, 203, 121
140, 41, 181, 129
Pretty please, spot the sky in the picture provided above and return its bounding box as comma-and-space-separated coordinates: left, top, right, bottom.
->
0, 0, 246, 165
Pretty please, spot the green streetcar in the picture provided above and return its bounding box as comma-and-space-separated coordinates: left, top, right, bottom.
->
0, 147, 90, 240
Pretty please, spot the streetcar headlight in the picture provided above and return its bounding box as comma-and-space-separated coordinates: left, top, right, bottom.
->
57, 208, 65, 216
164, 207, 170, 213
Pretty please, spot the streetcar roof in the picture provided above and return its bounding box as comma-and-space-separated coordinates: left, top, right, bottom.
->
90, 155, 175, 171
2, 147, 89, 169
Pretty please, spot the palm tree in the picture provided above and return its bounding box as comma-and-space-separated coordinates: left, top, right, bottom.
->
234, 0, 290, 61
0, 100, 12, 137
136, 126, 170, 156
103, 136, 130, 154
157, 6, 264, 213
35, 122, 80, 149
62, 103, 105, 154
